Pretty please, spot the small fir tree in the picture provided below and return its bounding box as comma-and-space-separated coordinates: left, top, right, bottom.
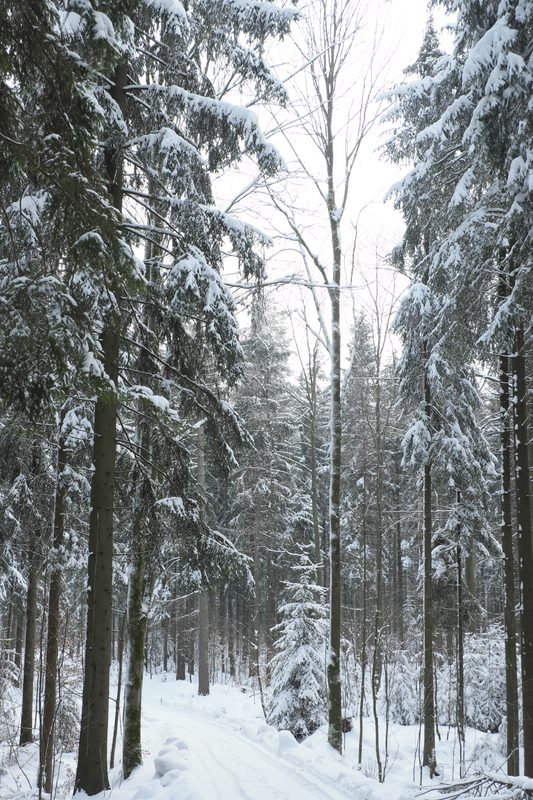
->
267, 548, 327, 741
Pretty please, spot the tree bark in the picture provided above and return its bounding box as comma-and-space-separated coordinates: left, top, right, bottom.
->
371, 369, 384, 778
176, 596, 186, 681
109, 612, 126, 771
39, 417, 67, 790
162, 614, 169, 674
357, 487, 368, 766
20, 547, 38, 745
309, 355, 324, 587
500, 350, 519, 776
186, 593, 196, 679
456, 544, 465, 778
395, 477, 405, 647
513, 326, 533, 777
197, 423, 210, 696
74, 61, 126, 796
122, 545, 147, 779
422, 371, 437, 777
198, 590, 210, 696
228, 592, 236, 678
326, 139, 343, 755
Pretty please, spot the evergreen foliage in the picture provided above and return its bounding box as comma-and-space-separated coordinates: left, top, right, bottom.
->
267, 548, 328, 740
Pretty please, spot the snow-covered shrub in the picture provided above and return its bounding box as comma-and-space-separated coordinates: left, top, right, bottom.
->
0, 678, 18, 756
387, 649, 420, 726
433, 625, 506, 733
267, 550, 327, 740
436, 656, 456, 727
470, 732, 505, 772
341, 637, 358, 720
464, 627, 505, 733
56, 688, 80, 753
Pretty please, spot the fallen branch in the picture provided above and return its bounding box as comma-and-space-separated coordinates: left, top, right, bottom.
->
416, 773, 533, 800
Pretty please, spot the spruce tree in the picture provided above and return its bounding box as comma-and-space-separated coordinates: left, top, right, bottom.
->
387, 2, 533, 775
267, 548, 328, 740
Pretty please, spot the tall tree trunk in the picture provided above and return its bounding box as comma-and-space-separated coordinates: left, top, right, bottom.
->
456, 544, 465, 778
266, 550, 276, 674
500, 350, 519, 775
513, 326, 533, 777
371, 638, 383, 782
162, 613, 169, 673
358, 490, 368, 767
198, 591, 209, 696
395, 476, 405, 647
326, 159, 342, 754
422, 371, 437, 777
75, 61, 126, 796
185, 593, 195, 679
20, 547, 38, 745
122, 544, 147, 779
251, 511, 261, 679
39, 418, 67, 790
176, 595, 186, 681
109, 612, 126, 771
228, 592, 236, 678
197, 423, 210, 696
14, 600, 23, 683
372, 370, 384, 778
309, 360, 324, 586
464, 550, 476, 631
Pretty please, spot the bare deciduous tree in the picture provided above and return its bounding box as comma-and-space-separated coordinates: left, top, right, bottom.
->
268, 0, 386, 752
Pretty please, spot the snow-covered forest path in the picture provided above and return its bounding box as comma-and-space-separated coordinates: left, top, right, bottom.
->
112, 677, 396, 800
147, 707, 349, 799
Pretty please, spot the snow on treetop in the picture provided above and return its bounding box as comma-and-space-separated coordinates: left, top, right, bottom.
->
81, 350, 105, 378
198, 0, 298, 39
147, 83, 284, 174
142, 0, 188, 34
462, 18, 517, 85
156, 496, 187, 517
7, 192, 48, 234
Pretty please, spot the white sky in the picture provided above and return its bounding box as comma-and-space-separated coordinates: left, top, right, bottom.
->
217, 0, 445, 373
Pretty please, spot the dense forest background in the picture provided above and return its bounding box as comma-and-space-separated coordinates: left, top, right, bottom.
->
0, 0, 532, 798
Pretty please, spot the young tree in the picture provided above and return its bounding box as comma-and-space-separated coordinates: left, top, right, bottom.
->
267, 548, 328, 740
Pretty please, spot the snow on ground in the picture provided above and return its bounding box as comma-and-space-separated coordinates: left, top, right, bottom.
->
108, 677, 395, 800
0, 674, 509, 800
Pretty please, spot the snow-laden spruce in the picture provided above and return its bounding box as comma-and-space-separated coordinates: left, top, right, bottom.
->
267, 549, 328, 741
385, 2, 533, 778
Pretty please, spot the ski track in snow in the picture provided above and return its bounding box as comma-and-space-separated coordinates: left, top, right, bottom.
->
125, 687, 356, 800
162, 707, 350, 800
